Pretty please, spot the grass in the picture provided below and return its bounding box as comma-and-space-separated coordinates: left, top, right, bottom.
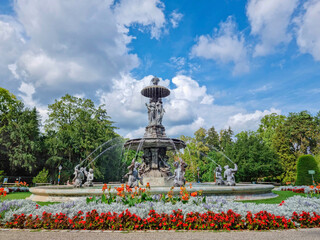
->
2, 192, 58, 205
2, 191, 31, 200
237, 190, 307, 204
37, 201, 59, 206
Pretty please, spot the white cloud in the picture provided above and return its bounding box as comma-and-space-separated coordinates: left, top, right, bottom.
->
114, 0, 166, 39
295, 0, 320, 61
0, 16, 25, 67
10, 0, 141, 91
169, 57, 185, 69
0, 0, 168, 110
225, 108, 281, 133
18, 81, 48, 123
247, 0, 298, 56
249, 84, 272, 94
191, 16, 249, 75
18, 82, 36, 106
170, 11, 183, 28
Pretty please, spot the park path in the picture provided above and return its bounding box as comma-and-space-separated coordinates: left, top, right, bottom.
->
1, 228, 320, 240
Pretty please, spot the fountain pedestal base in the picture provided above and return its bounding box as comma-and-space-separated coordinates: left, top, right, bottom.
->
142, 170, 173, 187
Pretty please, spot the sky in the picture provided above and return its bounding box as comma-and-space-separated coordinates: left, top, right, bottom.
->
0, 0, 320, 138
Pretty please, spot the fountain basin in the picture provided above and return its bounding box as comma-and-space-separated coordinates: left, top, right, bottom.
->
27, 183, 276, 202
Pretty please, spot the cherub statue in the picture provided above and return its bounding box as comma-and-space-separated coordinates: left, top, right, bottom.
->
224, 164, 238, 186
168, 158, 188, 187
215, 165, 224, 185
73, 164, 84, 188
84, 168, 94, 187
125, 159, 141, 188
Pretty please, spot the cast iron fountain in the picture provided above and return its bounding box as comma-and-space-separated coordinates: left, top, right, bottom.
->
124, 77, 186, 186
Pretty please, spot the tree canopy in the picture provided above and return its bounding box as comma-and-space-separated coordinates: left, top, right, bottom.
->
1, 87, 319, 185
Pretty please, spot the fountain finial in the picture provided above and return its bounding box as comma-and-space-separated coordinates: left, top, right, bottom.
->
151, 76, 160, 85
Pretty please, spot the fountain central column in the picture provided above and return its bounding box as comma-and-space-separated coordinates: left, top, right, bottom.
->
124, 76, 186, 186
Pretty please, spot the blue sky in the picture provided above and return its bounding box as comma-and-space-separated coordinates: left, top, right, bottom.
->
0, 0, 319, 138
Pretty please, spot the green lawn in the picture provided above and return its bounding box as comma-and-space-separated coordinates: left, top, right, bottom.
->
2, 192, 57, 205
237, 190, 307, 204
2, 191, 31, 200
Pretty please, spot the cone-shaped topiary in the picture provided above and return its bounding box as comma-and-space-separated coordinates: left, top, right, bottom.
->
296, 155, 320, 185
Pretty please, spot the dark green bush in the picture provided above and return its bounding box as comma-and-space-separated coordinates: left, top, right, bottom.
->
0, 170, 5, 183
32, 168, 49, 184
296, 155, 320, 185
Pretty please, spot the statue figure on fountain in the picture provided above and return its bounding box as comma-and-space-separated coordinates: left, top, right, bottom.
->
139, 152, 151, 175
159, 155, 172, 176
73, 164, 85, 188
146, 100, 165, 126
215, 165, 224, 185
84, 168, 94, 187
125, 158, 142, 188
168, 158, 188, 187
156, 100, 165, 125
146, 102, 156, 126
224, 164, 238, 186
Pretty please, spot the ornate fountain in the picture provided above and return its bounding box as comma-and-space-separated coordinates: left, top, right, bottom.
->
28, 76, 276, 202
124, 77, 186, 186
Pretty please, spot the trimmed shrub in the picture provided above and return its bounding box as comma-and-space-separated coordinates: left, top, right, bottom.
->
0, 170, 5, 183
296, 155, 320, 185
32, 168, 49, 184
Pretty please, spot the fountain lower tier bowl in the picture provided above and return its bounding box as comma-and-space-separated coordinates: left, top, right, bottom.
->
27, 183, 276, 202
124, 138, 186, 151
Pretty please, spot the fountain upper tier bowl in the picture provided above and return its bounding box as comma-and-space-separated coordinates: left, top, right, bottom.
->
141, 85, 170, 99
124, 137, 186, 151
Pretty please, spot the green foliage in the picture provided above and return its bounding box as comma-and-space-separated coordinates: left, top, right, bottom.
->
206, 126, 219, 149
179, 127, 234, 183
315, 155, 320, 171
284, 111, 318, 155
0, 88, 41, 175
259, 111, 320, 183
32, 168, 49, 183
0, 170, 5, 183
296, 155, 320, 185
180, 126, 283, 183
44, 94, 119, 182
231, 131, 283, 182
257, 113, 286, 148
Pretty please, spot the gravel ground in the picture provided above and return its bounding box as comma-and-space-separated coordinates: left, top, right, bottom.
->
1, 228, 320, 240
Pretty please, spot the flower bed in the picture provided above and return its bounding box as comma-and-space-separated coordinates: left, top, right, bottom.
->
1, 184, 320, 231
279, 185, 320, 194
3, 209, 304, 230
1, 182, 30, 195
1, 195, 320, 230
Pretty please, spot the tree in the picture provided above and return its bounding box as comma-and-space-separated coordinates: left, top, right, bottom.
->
257, 113, 286, 148
272, 125, 296, 182
284, 111, 318, 155
0, 88, 41, 175
206, 126, 220, 149
44, 94, 119, 182
260, 111, 320, 182
219, 127, 233, 151
231, 131, 283, 182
